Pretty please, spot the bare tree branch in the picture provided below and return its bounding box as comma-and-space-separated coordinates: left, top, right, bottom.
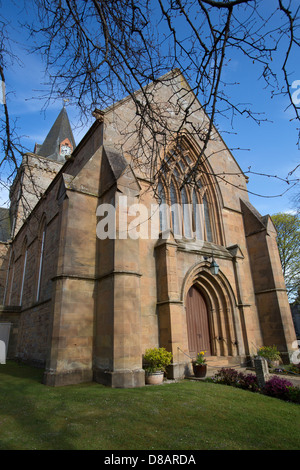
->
0, 0, 299, 203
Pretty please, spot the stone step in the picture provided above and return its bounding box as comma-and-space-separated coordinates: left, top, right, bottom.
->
205, 356, 242, 369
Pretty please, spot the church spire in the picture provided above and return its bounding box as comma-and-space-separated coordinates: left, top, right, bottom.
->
35, 107, 76, 163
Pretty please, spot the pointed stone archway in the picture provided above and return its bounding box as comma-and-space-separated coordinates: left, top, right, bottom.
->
182, 262, 245, 361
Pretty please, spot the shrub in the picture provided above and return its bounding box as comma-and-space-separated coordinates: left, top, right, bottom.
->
237, 372, 259, 392
214, 368, 239, 386
287, 386, 300, 404
257, 345, 281, 363
143, 347, 173, 373
214, 368, 259, 392
263, 376, 293, 401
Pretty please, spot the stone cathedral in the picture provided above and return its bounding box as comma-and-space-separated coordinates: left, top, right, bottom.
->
0, 70, 296, 387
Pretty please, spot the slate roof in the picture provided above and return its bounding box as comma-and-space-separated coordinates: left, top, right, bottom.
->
36, 107, 76, 163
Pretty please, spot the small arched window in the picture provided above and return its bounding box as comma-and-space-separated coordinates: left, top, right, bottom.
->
4, 252, 15, 306
36, 219, 46, 302
19, 239, 28, 306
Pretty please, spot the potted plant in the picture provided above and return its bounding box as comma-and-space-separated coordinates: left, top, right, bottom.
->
192, 351, 207, 378
257, 345, 281, 368
143, 347, 173, 384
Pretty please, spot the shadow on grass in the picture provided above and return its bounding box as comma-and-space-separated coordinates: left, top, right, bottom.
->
0, 360, 44, 381
0, 361, 77, 450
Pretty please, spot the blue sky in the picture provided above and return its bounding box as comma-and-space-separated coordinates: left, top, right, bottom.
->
0, 0, 299, 216
216, 48, 300, 216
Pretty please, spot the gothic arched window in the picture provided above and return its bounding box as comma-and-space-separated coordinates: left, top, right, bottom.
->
5, 252, 15, 305
36, 218, 46, 302
157, 136, 221, 244
19, 238, 28, 306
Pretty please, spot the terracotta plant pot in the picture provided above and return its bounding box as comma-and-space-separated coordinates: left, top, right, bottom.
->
192, 363, 207, 378
145, 371, 164, 385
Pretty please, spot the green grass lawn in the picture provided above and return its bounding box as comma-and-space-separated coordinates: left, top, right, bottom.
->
0, 361, 299, 450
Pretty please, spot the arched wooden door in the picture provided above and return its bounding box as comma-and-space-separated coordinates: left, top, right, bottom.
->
186, 285, 212, 358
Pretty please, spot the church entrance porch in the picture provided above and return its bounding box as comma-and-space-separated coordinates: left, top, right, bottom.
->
182, 264, 246, 364
183, 275, 246, 375
155, 241, 247, 379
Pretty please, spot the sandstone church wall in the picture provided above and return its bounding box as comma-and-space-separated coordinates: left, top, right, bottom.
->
2, 175, 62, 366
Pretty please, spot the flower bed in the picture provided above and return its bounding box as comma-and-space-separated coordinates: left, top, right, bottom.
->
273, 363, 300, 376
262, 376, 293, 401
213, 368, 259, 392
211, 368, 300, 404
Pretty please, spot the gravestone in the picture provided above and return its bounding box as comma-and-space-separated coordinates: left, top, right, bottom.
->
0, 323, 12, 364
254, 356, 270, 388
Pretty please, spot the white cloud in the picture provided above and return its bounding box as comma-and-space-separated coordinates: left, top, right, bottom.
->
283, 209, 298, 215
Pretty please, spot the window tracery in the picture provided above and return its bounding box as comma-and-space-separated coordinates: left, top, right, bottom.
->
158, 137, 221, 245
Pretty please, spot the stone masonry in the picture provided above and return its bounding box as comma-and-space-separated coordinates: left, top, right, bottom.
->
0, 70, 296, 387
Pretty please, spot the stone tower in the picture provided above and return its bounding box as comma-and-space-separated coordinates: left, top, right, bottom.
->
9, 107, 76, 237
